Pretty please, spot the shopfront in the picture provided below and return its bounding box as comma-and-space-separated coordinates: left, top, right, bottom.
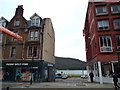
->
2, 61, 55, 82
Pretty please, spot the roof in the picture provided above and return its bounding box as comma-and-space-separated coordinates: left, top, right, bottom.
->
30, 13, 41, 19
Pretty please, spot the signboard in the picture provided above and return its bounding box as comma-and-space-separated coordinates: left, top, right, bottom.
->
6, 63, 28, 66
2, 62, 41, 67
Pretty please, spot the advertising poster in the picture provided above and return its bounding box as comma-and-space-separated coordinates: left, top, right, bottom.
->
21, 71, 31, 81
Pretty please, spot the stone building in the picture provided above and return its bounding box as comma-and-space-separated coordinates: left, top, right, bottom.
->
1, 5, 55, 82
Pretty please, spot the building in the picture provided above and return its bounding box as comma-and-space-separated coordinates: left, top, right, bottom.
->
1, 5, 55, 82
83, 2, 120, 84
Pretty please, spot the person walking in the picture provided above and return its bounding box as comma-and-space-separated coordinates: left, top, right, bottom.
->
89, 71, 94, 83
112, 73, 120, 89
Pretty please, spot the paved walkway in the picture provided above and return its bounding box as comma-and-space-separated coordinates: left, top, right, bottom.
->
2, 78, 116, 89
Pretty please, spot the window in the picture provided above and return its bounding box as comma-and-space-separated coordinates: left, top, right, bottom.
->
30, 31, 39, 40
11, 47, 16, 57
113, 19, 120, 29
95, 6, 108, 15
0, 32, 2, 42
97, 20, 109, 30
116, 35, 120, 50
28, 46, 37, 57
32, 19, 35, 26
13, 32, 18, 41
0, 21, 6, 27
14, 20, 20, 26
31, 18, 40, 26
111, 4, 120, 14
99, 36, 113, 52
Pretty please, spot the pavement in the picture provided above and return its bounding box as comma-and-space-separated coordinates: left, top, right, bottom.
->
1, 78, 117, 89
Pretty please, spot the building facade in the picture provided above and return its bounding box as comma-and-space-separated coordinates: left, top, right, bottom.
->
84, 2, 120, 83
1, 5, 55, 82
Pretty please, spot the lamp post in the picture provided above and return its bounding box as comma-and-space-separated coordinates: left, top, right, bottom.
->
30, 52, 35, 85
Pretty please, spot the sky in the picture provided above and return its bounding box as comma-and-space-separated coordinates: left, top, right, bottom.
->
0, 0, 88, 61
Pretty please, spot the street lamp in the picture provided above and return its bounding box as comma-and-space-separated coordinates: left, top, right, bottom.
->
30, 52, 35, 85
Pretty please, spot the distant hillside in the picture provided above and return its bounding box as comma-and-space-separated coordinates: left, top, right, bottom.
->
55, 57, 86, 70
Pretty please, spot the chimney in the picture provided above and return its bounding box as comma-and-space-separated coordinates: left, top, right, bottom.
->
15, 5, 24, 16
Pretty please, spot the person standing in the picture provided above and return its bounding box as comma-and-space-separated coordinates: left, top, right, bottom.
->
89, 71, 94, 83
112, 73, 120, 89
16, 71, 21, 82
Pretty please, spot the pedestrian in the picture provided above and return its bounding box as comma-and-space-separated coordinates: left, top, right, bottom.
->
112, 73, 120, 89
89, 71, 94, 83
16, 71, 21, 82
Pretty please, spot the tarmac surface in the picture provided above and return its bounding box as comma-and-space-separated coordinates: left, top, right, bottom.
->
1, 77, 118, 90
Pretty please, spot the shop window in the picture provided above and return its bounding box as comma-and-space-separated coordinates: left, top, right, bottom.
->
30, 31, 39, 40
11, 47, 16, 58
111, 4, 120, 14
101, 62, 112, 77
99, 36, 113, 52
97, 20, 109, 30
95, 5, 108, 15
113, 19, 120, 29
28, 46, 37, 57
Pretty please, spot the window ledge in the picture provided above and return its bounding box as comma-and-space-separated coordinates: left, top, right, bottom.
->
96, 13, 109, 16
98, 29, 110, 31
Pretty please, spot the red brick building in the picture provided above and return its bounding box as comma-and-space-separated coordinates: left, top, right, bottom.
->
84, 2, 120, 83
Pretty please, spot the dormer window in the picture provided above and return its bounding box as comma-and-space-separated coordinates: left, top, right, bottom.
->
14, 20, 20, 26
31, 18, 40, 26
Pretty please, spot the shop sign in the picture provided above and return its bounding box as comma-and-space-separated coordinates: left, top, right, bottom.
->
48, 63, 53, 67
6, 63, 28, 66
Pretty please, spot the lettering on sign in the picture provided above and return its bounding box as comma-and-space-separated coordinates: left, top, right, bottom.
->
6, 63, 28, 66
48, 63, 53, 67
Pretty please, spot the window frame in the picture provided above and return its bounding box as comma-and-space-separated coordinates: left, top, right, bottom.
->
27, 46, 38, 58
116, 35, 120, 50
12, 31, 18, 41
95, 5, 108, 15
29, 31, 39, 40
97, 20, 110, 30
10, 47, 16, 58
111, 4, 120, 14
31, 18, 40, 26
113, 19, 120, 29
14, 20, 20, 26
99, 36, 113, 52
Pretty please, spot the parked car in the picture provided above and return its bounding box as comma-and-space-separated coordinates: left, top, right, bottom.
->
81, 75, 88, 79
55, 73, 68, 79
55, 74, 62, 78
61, 75, 68, 79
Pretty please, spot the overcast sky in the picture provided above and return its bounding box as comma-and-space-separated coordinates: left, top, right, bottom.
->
0, 0, 88, 61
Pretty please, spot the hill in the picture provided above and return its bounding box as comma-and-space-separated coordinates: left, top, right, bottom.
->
55, 57, 86, 70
